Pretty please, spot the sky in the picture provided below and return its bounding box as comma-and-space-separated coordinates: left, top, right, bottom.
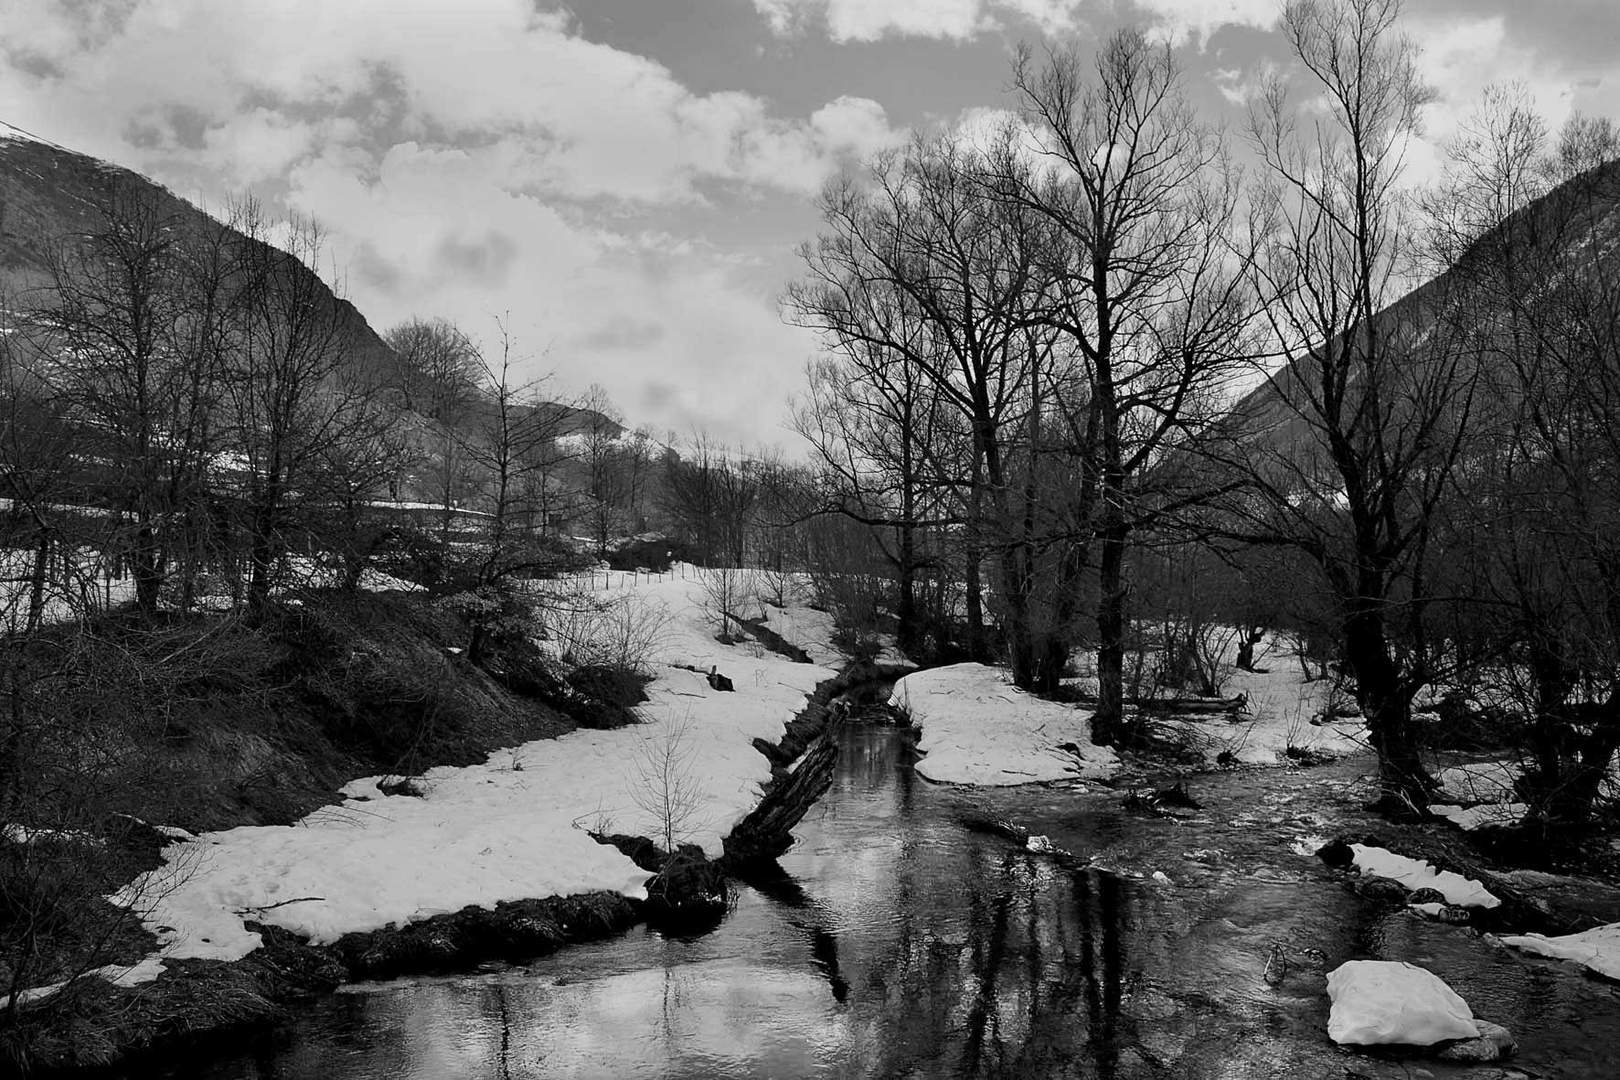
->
1, 0, 1615, 450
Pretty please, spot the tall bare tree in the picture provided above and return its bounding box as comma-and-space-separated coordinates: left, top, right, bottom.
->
1002, 29, 1255, 734
1230, 0, 1468, 809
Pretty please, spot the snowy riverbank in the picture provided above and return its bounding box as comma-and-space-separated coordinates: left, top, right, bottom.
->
20, 567, 838, 1004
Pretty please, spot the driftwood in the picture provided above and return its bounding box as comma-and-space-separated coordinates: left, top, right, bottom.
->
1132, 694, 1247, 716
721, 660, 914, 867
722, 732, 841, 864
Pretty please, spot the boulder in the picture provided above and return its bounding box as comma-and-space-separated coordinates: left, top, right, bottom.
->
1437, 1020, 1516, 1063
1326, 960, 1480, 1046
1355, 875, 1411, 901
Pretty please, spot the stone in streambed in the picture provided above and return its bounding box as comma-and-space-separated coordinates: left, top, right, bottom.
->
1437, 1020, 1517, 1063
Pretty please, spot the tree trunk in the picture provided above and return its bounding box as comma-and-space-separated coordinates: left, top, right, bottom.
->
1091, 527, 1128, 746
1343, 606, 1432, 810
132, 521, 162, 615
964, 545, 987, 663
1235, 625, 1265, 672
895, 522, 918, 656
26, 532, 49, 633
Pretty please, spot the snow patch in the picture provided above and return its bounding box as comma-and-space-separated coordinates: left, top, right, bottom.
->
1351, 844, 1500, 909
890, 663, 1118, 786
1501, 923, 1620, 980
1435, 761, 1520, 805
1430, 802, 1527, 832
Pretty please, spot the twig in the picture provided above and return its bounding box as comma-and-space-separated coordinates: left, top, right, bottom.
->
237, 895, 325, 913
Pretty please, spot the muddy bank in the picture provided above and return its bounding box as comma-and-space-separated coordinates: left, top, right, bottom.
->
23, 892, 642, 1076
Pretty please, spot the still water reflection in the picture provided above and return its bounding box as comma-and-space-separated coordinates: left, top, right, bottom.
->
165, 726, 1620, 1079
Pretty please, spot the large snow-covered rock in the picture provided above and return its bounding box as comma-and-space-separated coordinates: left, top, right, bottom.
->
1326, 960, 1480, 1046
1502, 922, 1620, 980
889, 663, 1118, 786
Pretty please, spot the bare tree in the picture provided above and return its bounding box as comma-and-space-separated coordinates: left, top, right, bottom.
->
578, 383, 626, 556
385, 316, 483, 422
1228, 0, 1467, 809
1431, 93, 1620, 828
788, 136, 1048, 671
225, 200, 381, 614
630, 713, 706, 854
663, 434, 757, 567
384, 317, 483, 546
1003, 29, 1256, 736
793, 324, 959, 656
459, 319, 566, 588
31, 185, 193, 615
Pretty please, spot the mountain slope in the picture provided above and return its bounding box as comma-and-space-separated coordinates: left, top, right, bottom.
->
1227, 157, 1620, 457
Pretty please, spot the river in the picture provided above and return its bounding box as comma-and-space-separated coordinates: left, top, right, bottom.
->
146, 722, 1620, 1079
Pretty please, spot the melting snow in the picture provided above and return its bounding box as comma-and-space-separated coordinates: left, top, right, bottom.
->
1501, 923, 1620, 980
889, 663, 1118, 786
1351, 844, 1500, 909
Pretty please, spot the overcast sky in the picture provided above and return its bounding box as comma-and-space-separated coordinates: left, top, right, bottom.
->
2, 0, 1615, 449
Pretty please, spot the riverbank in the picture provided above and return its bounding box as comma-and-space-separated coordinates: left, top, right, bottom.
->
9, 568, 852, 1074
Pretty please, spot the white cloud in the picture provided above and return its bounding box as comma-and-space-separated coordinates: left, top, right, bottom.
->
753, 0, 1045, 43
281, 138, 818, 446
1404, 13, 1582, 187
0, 0, 907, 441
0, 0, 901, 207
1210, 60, 1280, 106
751, 0, 1265, 44
1128, 0, 1276, 47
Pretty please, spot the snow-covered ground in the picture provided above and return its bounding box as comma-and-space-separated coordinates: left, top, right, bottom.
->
761, 602, 843, 668
1128, 633, 1367, 767
890, 663, 1118, 786
760, 602, 908, 669
20, 566, 839, 1002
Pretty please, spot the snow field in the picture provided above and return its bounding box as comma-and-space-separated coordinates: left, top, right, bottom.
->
24, 567, 836, 999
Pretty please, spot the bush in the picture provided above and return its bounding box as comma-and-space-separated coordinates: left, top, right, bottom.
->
605, 537, 693, 573
544, 586, 672, 676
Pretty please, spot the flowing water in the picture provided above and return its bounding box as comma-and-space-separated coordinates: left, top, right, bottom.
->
151, 725, 1620, 1079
